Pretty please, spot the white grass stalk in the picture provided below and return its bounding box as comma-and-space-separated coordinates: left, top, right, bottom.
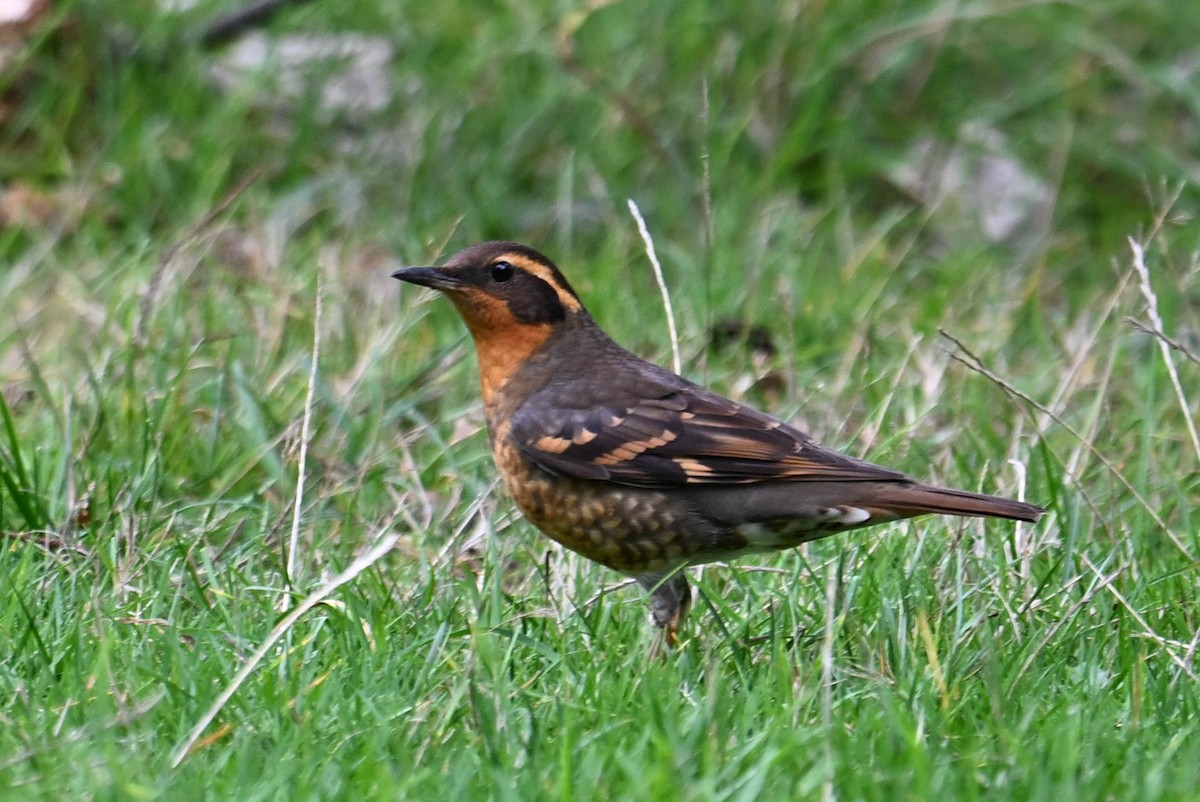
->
1084, 554, 1197, 682
172, 530, 401, 767
1007, 458, 1033, 603
1129, 237, 1200, 462
286, 270, 323, 585
627, 199, 681, 374
820, 560, 836, 802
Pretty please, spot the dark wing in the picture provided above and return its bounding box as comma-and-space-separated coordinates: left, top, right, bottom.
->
510, 374, 910, 489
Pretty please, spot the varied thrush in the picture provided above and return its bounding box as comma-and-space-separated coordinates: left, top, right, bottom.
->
393, 241, 1043, 648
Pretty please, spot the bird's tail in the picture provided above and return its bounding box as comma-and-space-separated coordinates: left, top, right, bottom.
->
865, 483, 1043, 523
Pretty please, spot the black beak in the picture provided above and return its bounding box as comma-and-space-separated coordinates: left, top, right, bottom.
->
390, 266, 461, 291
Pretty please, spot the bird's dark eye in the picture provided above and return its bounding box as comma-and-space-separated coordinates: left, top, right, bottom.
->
490, 261, 515, 282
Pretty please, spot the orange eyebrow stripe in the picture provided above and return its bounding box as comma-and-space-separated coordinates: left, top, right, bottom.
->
498, 253, 582, 313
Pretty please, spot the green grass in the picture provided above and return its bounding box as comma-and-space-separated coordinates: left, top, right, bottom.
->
2, 0, 1199, 798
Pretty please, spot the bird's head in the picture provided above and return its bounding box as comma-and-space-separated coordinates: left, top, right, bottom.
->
392, 241, 586, 337
393, 241, 591, 405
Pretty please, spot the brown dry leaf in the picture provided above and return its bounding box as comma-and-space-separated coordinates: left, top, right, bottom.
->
0, 182, 58, 228
0, 0, 51, 124
0, 0, 49, 32
448, 416, 482, 446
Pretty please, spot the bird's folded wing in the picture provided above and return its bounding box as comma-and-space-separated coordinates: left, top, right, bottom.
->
512, 383, 909, 488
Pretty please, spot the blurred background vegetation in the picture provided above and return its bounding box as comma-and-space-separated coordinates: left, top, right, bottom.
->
1, 0, 1197, 798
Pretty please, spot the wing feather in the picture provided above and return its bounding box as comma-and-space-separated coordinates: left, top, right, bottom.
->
512, 375, 909, 488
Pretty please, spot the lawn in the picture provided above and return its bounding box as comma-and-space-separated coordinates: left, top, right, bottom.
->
1, 0, 1198, 799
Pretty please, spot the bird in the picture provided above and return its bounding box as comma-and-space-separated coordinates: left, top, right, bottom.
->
392, 241, 1043, 650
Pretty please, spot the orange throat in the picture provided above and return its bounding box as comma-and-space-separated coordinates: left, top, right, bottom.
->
471, 324, 551, 407
447, 290, 553, 410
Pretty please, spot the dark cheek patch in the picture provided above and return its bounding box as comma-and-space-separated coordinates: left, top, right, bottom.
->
505, 277, 566, 324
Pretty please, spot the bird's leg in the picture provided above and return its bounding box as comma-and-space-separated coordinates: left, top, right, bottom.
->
640, 571, 692, 657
